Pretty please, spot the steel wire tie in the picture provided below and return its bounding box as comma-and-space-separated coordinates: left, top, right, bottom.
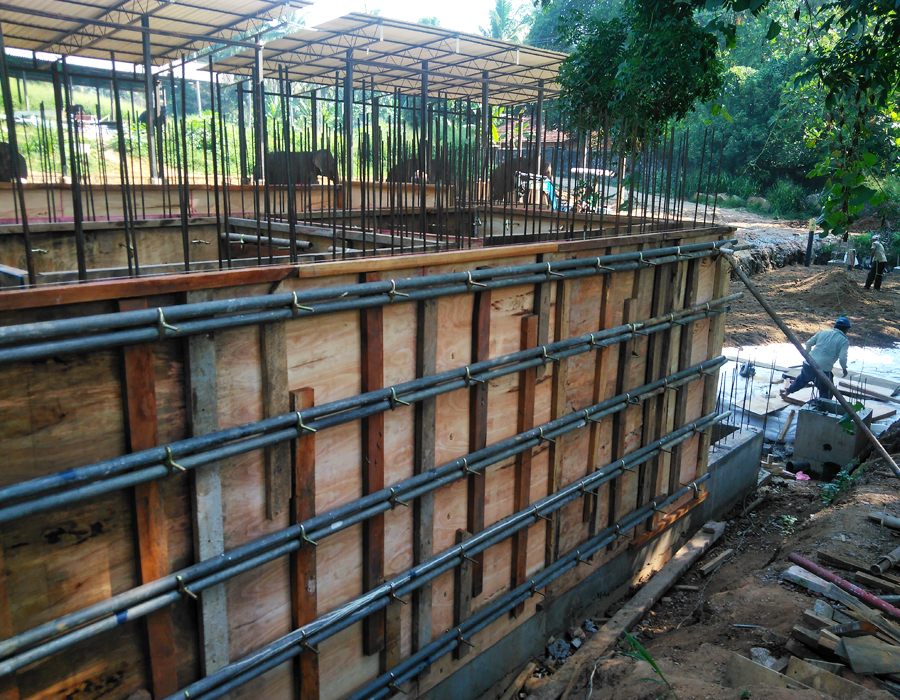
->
163, 446, 186, 474
456, 630, 476, 649
387, 279, 410, 303
465, 271, 487, 291
595, 258, 616, 272
532, 505, 551, 522
388, 672, 407, 694
529, 580, 546, 598
537, 427, 554, 444
299, 631, 319, 654
541, 346, 560, 364
575, 550, 590, 566
545, 262, 564, 279
389, 387, 410, 410
295, 411, 318, 434
461, 457, 481, 478
156, 308, 179, 338
464, 367, 485, 386
388, 583, 408, 605
389, 487, 409, 509
175, 575, 198, 600
299, 524, 318, 547
291, 291, 314, 318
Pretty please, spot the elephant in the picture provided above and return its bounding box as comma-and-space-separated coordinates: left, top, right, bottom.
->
0, 143, 27, 182
258, 149, 339, 185
489, 156, 552, 203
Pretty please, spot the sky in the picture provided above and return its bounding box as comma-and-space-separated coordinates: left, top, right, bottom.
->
301, 0, 500, 36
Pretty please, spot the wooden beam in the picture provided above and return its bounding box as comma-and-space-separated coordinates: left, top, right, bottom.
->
697, 245, 731, 481
119, 298, 179, 700
413, 298, 438, 655
546, 274, 571, 567
586, 266, 613, 536
184, 291, 229, 676
260, 317, 291, 520
453, 529, 474, 660
291, 388, 319, 700
360, 271, 386, 656
0, 541, 19, 700
668, 258, 701, 495
468, 277, 491, 597
512, 315, 538, 617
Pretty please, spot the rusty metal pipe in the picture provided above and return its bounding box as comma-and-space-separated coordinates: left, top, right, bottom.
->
788, 553, 900, 620
871, 543, 900, 576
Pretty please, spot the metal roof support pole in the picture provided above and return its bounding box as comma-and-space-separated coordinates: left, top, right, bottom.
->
535, 79, 544, 177
344, 51, 354, 184
61, 57, 87, 282
142, 16, 159, 184
237, 81, 248, 185
419, 60, 428, 237
51, 63, 68, 182
0, 21, 35, 285
311, 89, 318, 154
481, 70, 489, 195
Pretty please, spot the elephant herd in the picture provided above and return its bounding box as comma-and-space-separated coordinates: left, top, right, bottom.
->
0, 139, 552, 204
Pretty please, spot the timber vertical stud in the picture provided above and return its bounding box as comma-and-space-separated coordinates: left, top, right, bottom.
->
546, 271, 570, 566
697, 244, 731, 481
0, 542, 18, 700
468, 272, 491, 597
453, 529, 474, 660
119, 298, 179, 700
291, 388, 319, 700
512, 315, 538, 617
360, 272, 386, 655
261, 316, 291, 520
413, 298, 438, 656
185, 291, 229, 675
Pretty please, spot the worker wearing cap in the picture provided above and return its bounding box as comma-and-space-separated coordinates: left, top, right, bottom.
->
865, 236, 888, 290
781, 317, 851, 400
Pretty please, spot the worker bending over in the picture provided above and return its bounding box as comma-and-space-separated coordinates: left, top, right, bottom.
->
782, 317, 851, 400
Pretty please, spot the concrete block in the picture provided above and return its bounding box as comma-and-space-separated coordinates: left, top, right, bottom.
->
794, 402, 872, 479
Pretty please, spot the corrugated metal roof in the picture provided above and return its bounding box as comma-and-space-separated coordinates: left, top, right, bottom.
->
213, 13, 566, 105
0, 0, 312, 64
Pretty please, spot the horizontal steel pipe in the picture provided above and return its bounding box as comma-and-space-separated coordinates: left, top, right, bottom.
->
0, 357, 725, 673
348, 482, 702, 700
0, 240, 734, 364
222, 231, 314, 250
165, 414, 723, 700
0, 297, 737, 516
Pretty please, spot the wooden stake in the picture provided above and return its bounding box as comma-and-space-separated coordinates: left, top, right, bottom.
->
468, 277, 491, 597
546, 274, 570, 566
512, 315, 538, 617
361, 271, 386, 655
453, 529, 474, 659
413, 298, 437, 655
291, 388, 318, 700
261, 319, 291, 520
119, 298, 178, 700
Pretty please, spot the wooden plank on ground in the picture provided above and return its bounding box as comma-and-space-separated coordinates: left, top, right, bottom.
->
119, 298, 179, 700
745, 394, 791, 415
785, 656, 868, 699
413, 297, 437, 656
360, 271, 386, 656
291, 388, 319, 700
512, 315, 538, 617
844, 636, 900, 675
468, 279, 491, 597
260, 317, 291, 520
542, 521, 726, 700
185, 289, 229, 675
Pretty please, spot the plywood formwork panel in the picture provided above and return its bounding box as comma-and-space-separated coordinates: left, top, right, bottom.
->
0, 226, 733, 700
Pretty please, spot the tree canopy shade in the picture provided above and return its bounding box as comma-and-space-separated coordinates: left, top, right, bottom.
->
550, 0, 900, 235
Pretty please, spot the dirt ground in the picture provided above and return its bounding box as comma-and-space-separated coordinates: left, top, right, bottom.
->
723, 266, 900, 349
522, 428, 900, 700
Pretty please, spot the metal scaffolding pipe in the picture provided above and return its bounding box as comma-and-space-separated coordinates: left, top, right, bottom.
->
0, 359, 725, 673
0, 240, 734, 362
162, 414, 725, 700
0, 300, 735, 520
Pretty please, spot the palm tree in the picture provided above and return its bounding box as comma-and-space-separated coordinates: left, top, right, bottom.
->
478, 0, 532, 42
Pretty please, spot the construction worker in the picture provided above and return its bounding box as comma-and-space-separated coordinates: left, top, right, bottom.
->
865, 235, 888, 290
781, 317, 851, 400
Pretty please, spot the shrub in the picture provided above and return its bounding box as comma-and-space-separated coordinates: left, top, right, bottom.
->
766, 178, 808, 218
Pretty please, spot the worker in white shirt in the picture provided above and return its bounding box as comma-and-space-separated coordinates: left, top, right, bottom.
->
781, 317, 851, 400
865, 235, 888, 290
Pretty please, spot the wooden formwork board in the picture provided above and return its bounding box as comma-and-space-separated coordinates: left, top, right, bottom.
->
0, 227, 732, 700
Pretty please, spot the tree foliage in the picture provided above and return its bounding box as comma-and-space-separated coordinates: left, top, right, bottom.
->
543, 0, 900, 235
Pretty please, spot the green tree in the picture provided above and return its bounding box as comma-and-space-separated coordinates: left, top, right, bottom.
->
418, 16, 441, 26
479, 0, 534, 42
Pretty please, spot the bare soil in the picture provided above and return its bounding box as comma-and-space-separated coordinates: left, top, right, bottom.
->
549, 434, 900, 699
723, 266, 900, 349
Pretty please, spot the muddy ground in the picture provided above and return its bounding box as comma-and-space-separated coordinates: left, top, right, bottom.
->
723, 266, 900, 349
